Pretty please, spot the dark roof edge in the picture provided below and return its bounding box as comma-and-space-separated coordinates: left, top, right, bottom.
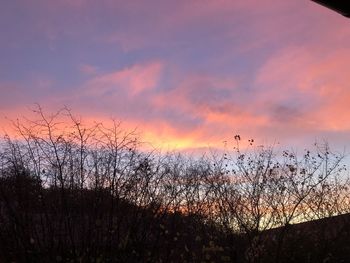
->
311, 0, 350, 18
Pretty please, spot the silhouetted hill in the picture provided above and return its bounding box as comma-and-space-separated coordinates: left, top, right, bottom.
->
0, 171, 237, 262
257, 212, 350, 263
2, 170, 350, 263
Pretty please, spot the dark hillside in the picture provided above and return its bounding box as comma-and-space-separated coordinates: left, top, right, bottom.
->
0, 170, 237, 263
257, 212, 350, 263
1, 169, 350, 263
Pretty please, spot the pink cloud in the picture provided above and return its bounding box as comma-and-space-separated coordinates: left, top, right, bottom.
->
83, 61, 163, 97
255, 44, 350, 133
149, 73, 270, 144
3, 0, 350, 152
79, 64, 98, 75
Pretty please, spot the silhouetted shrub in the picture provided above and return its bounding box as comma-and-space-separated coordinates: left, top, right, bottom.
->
0, 107, 349, 262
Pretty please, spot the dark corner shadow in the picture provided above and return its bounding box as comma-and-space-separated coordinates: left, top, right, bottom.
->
312, 0, 350, 18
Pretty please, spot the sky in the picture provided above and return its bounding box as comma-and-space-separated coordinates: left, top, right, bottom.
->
1, 0, 350, 152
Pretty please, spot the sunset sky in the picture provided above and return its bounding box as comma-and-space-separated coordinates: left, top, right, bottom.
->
1, 1, 350, 152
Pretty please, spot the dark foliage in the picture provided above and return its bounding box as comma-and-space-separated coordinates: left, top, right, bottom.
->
1, 107, 350, 262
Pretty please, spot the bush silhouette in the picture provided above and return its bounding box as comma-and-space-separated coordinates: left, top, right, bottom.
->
0, 107, 350, 262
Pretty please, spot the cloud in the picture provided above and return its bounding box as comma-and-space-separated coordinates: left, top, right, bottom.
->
255, 45, 350, 133
79, 64, 98, 75
83, 61, 163, 97
2, 0, 350, 151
